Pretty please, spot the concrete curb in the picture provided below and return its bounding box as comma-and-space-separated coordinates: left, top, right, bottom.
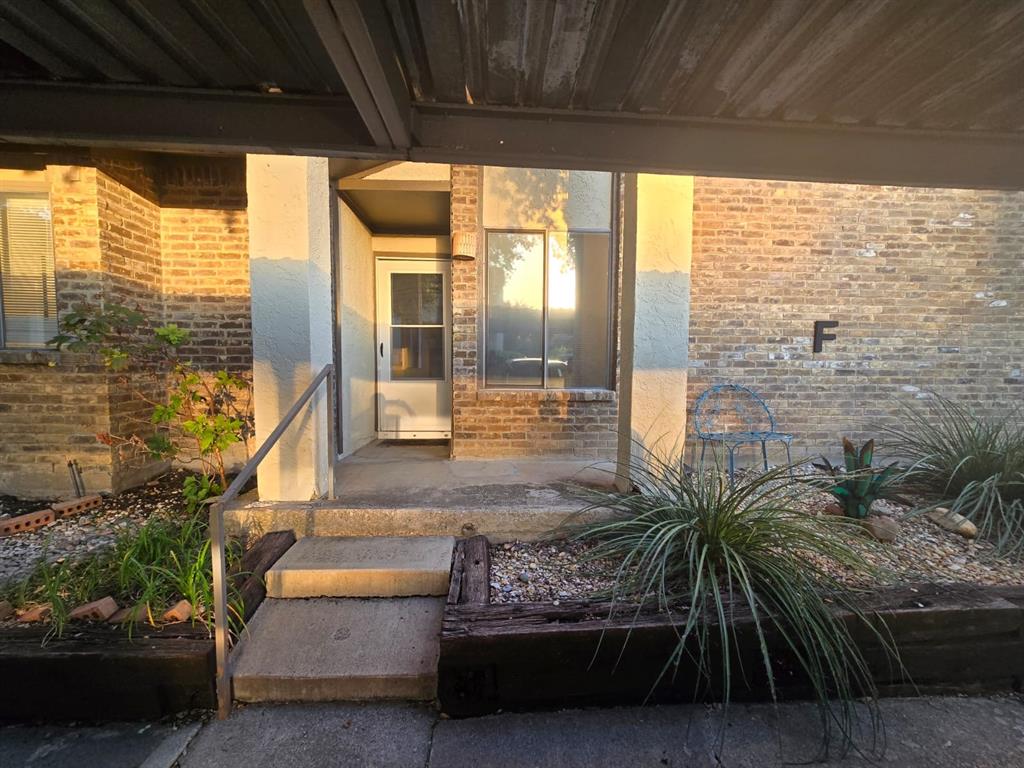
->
140, 722, 202, 768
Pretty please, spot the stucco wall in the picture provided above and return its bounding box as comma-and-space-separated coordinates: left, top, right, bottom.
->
617, 174, 693, 478
247, 155, 332, 501
337, 197, 376, 456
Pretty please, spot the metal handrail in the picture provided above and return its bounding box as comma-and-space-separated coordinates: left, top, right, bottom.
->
209, 363, 336, 718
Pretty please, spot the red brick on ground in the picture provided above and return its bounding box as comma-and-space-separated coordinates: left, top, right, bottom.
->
162, 599, 193, 623
17, 604, 52, 623
51, 494, 103, 518
69, 596, 119, 621
0, 509, 55, 537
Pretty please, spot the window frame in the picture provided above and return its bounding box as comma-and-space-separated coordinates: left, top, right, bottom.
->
482, 223, 617, 392
0, 184, 57, 351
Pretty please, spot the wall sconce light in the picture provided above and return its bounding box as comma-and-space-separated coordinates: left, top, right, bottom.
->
452, 231, 477, 261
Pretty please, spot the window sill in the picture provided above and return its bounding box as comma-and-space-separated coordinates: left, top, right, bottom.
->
475, 388, 616, 403
0, 349, 60, 366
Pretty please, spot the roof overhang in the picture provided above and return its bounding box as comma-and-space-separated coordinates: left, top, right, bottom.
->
1, 1, 1022, 190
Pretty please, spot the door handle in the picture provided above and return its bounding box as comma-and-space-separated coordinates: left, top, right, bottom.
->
380, 342, 384, 358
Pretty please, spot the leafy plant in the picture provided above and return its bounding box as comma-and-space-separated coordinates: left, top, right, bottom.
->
814, 438, 901, 519
569, 449, 899, 761
50, 304, 252, 493
878, 394, 1024, 558
182, 474, 223, 514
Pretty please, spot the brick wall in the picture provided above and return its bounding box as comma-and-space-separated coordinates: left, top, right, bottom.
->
0, 166, 116, 496
0, 152, 251, 498
450, 164, 619, 459
687, 177, 1024, 461
160, 156, 250, 370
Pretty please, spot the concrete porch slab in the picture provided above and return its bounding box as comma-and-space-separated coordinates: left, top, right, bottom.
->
226, 443, 618, 542
265, 536, 454, 598
232, 597, 443, 703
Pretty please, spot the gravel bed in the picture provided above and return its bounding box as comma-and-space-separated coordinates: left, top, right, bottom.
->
0, 472, 188, 586
490, 483, 1024, 604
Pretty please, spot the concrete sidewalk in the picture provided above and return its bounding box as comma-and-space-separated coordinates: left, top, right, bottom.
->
0, 720, 200, 768
175, 696, 1024, 768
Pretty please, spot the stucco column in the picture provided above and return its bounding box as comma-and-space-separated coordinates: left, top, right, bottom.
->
616, 174, 693, 490
246, 155, 333, 500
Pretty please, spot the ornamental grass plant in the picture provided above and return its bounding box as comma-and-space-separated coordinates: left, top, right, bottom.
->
569, 447, 901, 760
1, 503, 245, 641
877, 395, 1024, 559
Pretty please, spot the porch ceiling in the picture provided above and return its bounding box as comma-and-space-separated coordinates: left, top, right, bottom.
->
1, 1, 1023, 188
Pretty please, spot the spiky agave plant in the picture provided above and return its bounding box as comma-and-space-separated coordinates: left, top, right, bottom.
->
877, 395, 1024, 559
568, 449, 899, 761
814, 438, 901, 519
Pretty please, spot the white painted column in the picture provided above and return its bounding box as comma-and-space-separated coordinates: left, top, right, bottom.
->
616, 174, 694, 489
247, 155, 333, 500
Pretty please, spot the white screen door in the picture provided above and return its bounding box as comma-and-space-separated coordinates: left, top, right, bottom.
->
375, 258, 452, 438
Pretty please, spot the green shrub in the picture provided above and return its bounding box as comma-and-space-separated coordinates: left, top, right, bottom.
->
814, 438, 901, 519
569, 449, 898, 759
2, 499, 245, 640
878, 395, 1024, 558
50, 303, 252, 495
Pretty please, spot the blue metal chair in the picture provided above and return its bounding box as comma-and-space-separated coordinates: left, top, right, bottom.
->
693, 384, 793, 484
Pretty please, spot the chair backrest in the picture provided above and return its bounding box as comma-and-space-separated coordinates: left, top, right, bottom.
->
693, 384, 777, 437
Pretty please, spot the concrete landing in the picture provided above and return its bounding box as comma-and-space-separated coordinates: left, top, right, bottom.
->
265, 536, 454, 598
232, 597, 443, 703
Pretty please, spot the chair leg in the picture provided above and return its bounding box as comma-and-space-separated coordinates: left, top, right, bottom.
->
727, 446, 736, 488
700, 440, 707, 469
785, 441, 793, 476
761, 440, 769, 472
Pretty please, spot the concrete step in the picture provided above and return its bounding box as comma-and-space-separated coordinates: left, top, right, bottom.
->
226, 495, 610, 544
232, 597, 443, 703
265, 536, 454, 598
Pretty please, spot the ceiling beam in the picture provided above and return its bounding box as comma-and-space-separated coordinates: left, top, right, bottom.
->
410, 103, 1024, 190
336, 178, 450, 192
2, 80, 1022, 191
0, 80, 395, 158
301, 0, 411, 148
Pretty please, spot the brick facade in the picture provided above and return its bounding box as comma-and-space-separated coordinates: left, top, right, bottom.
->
0, 151, 249, 498
687, 177, 1024, 461
449, 164, 619, 459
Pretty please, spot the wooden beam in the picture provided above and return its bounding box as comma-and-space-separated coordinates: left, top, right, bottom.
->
411, 103, 1024, 191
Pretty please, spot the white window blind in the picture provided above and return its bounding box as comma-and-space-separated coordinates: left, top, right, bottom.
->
0, 192, 57, 348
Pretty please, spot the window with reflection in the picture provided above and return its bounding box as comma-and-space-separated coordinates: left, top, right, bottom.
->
482, 169, 614, 389
483, 225, 610, 387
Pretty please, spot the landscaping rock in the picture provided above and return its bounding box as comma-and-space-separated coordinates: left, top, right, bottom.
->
926, 507, 978, 539
861, 515, 901, 543
17, 604, 51, 623
823, 503, 845, 516
0, 470, 187, 586
0, 599, 13, 621
162, 599, 193, 623
69, 596, 118, 621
